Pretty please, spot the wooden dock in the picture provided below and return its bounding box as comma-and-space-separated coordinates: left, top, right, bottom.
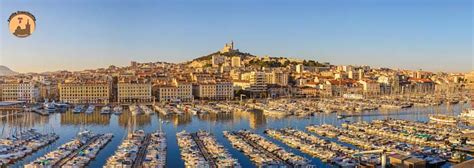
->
456, 146, 474, 154
56, 134, 102, 167
32, 110, 49, 116
132, 134, 151, 168
234, 131, 293, 168
191, 132, 217, 168
338, 111, 437, 118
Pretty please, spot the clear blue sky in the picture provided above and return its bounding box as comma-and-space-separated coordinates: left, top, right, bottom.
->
0, 0, 472, 73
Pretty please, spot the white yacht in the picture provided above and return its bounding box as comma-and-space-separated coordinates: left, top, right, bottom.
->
43, 100, 56, 113
429, 114, 457, 124
140, 105, 154, 115
85, 105, 95, 114
101, 106, 111, 114
73, 105, 84, 113
460, 108, 474, 119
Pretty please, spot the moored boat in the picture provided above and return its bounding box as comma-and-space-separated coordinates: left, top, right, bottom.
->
85, 105, 95, 114
73, 105, 84, 113
113, 106, 123, 115
100, 106, 111, 114
429, 115, 457, 124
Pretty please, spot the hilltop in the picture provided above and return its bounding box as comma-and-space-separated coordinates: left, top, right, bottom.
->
192, 50, 256, 62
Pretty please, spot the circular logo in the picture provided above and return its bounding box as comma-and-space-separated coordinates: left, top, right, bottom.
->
8, 11, 36, 38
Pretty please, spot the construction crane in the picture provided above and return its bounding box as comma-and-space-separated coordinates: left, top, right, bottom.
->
352, 149, 388, 168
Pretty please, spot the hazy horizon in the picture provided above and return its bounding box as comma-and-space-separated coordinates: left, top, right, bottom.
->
1, 0, 472, 73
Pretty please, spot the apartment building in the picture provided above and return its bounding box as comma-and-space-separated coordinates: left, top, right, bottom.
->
156, 80, 193, 102
59, 81, 112, 104
117, 82, 152, 104
193, 82, 234, 100
0, 82, 39, 103
241, 71, 267, 93
265, 71, 289, 86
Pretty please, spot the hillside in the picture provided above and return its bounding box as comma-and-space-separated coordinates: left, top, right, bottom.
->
193, 50, 256, 62
0, 65, 18, 76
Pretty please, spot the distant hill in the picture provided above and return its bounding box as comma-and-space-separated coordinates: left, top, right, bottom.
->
193, 50, 256, 62
0, 65, 18, 76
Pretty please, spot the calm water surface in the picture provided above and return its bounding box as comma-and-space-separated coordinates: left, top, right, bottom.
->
1, 103, 470, 168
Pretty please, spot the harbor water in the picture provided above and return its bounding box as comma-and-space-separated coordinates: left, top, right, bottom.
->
1, 103, 470, 168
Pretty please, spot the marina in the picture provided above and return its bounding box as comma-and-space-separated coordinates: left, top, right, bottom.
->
62, 133, 113, 167
0, 129, 58, 166
229, 130, 309, 167
0, 102, 471, 168
141, 131, 167, 168
104, 129, 147, 167
177, 130, 240, 167
265, 128, 359, 166
24, 130, 99, 167
223, 131, 286, 167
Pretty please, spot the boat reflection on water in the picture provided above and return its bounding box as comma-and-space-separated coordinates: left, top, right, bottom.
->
0, 112, 50, 136
61, 111, 110, 126
232, 109, 267, 129
118, 110, 152, 128
158, 113, 192, 126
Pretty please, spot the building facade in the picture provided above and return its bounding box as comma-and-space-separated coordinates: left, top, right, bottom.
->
117, 82, 152, 104
156, 81, 193, 102
0, 82, 39, 103
59, 82, 112, 104
192, 82, 233, 100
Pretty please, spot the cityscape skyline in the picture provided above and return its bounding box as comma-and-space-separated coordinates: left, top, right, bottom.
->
1, 0, 472, 73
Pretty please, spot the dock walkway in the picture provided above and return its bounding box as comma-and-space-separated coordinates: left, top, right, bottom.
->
132, 134, 152, 168
55, 134, 101, 167
338, 111, 440, 118
191, 132, 217, 168
234, 132, 293, 168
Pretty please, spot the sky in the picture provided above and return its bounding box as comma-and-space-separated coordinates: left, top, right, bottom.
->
0, 0, 472, 73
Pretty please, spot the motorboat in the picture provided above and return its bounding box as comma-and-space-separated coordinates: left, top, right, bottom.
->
113, 106, 123, 115
101, 106, 111, 114
140, 105, 154, 115
85, 105, 95, 114
429, 115, 457, 124
43, 100, 56, 113
460, 108, 474, 120
73, 105, 84, 113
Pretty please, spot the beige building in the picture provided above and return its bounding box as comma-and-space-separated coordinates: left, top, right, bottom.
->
193, 82, 234, 100
39, 83, 59, 101
212, 55, 225, 67
193, 83, 216, 99
241, 71, 267, 92
466, 71, 474, 108
156, 80, 193, 102
0, 82, 39, 103
59, 81, 112, 104
296, 64, 304, 73
359, 80, 381, 95
265, 71, 289, 86
118, 82, 152, 104
231, 56, 241, 67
